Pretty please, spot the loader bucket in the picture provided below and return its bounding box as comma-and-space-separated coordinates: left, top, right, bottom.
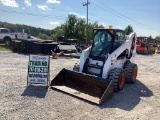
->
50, 69, 114, 104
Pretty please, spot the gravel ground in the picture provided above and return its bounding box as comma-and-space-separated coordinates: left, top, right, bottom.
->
0, 52, 160, 120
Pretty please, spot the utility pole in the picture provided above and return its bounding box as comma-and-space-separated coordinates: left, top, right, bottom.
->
82, 0, 90, 42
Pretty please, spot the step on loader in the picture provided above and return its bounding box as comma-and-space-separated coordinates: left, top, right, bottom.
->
50, 28, 138, 104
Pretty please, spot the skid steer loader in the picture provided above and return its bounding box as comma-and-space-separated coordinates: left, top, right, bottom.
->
50, 28, 138, 104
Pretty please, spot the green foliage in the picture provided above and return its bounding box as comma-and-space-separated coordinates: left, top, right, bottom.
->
51, 24, 65, 41
53, 14, 104, 42
125, 25, 134, 35
155, 35, 160, 41
37, 33, 49, 40
75, 19, 86, 41
64, 14, 78, 39
0, 44, 12, 51
147, 35, 155, 43
0, 21, 51, 37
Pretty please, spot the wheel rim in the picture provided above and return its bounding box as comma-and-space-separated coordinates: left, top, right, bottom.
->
5, 40, 10, 46
6, 41, 9, 45
132, 67, 137, 80
119, 73, 125, 88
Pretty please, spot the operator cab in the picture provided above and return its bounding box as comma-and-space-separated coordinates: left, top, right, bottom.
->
83, 28, 126, 76
90, 28, 125, 60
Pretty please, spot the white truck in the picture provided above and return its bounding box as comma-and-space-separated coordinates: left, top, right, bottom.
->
0, 28, 28, 46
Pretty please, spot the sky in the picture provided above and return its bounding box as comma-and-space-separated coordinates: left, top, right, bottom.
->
0, 0, 160, 38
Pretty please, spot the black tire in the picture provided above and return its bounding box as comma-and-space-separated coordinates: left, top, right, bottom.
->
109, 68, 126, 92
5, 38, 11, 46
124, 62, 138, 83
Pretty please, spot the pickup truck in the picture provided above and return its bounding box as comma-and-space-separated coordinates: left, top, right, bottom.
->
0, 28, 28, 46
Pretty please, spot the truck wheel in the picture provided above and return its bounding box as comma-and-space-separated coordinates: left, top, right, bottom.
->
5, 38, 11, 46
109, 68, 126, 92
124, 63, 138, 83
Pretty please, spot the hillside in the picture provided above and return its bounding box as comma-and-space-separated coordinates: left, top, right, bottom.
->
0, 21, 52, 37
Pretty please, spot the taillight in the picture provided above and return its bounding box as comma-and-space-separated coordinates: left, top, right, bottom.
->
15, 34, 18, 39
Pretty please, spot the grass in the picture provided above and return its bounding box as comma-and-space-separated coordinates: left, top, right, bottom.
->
0, 44, 12, 51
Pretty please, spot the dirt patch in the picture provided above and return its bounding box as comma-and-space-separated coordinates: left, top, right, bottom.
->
0, 52, 159, 120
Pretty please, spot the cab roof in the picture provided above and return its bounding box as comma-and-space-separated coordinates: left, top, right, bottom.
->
93, 28, 125, 32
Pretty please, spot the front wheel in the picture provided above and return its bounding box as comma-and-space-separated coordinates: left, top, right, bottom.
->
5, 38, 11, 46
124, 62, 138, 83
109, 68, 126, 92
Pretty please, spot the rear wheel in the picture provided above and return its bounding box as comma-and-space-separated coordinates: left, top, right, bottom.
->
109, 68, 126, 92
5, 38, 11, 46
124, 62, 138, 83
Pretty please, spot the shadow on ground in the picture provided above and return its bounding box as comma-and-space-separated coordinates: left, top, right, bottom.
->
99, 79, 153, 111
21, 85, 48, 98
50, 79, 153, 111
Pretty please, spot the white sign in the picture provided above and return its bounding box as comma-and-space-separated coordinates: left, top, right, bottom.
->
27, 55, 50, 85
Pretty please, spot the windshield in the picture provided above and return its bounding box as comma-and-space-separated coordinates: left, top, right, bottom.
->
90, 31, 112, 58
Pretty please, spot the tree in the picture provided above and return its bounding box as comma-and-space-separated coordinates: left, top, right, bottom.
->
75, 19, 87, 41
155, 35, 160, 41
51, 14, 105, 42
37, 33, 49, 40
52, 14, 85, 41
63, 14, 105, 41
147, 35, 153, 43
0, 21, 51, 37
64, 14, 78, 39
51, 24, 65, 41
125, 25, 134, 35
